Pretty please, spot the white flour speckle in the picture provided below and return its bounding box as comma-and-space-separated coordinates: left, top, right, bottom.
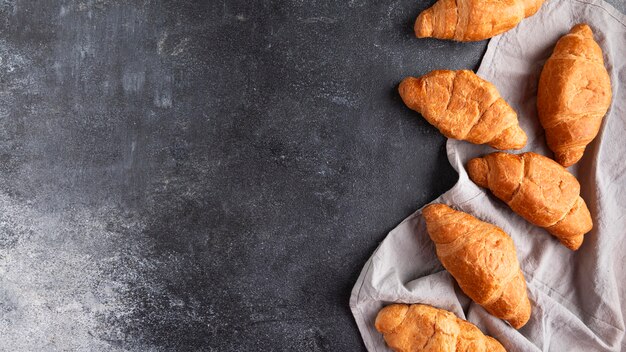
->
154, 90, 172, 108
157, 31, 168, 55
122, 70, 146, 93
170, 37, 190, 57
0, 40, 26, 74
301, 16, 337, 24
0, 193, 132, 351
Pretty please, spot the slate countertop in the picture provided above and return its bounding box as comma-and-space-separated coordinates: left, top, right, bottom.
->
7, 0, 623, 351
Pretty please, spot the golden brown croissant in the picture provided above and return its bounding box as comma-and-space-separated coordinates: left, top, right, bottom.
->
399, 70, 527, 150
537, 24, 612, 167
468, 152, 593, 250
375, 304, 506, 352
414, 0, 545, 41
422, 204, 531, 329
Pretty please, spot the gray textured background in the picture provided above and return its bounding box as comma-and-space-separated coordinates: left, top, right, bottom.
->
4, 0, 603, 350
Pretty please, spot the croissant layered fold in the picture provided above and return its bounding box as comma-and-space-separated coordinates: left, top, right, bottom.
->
399, 70, 527, 150
422, 204, 531, 329
468, 152, 593, 250
375, 304, 506, 352
537, 24, 612, 167
415, 0, 546, 41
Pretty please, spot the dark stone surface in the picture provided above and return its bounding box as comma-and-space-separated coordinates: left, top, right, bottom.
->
16, 0, 626, 350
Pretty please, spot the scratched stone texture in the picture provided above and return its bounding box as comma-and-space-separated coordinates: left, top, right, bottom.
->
4, 0, 622, 351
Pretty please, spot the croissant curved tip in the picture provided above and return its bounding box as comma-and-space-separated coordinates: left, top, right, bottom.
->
414, 9, 434, 38
422, 203, 454, 221
375, 304, 409, 334
486, 336, 508, 352
509, 317, 529, 330
560, 235, 584, 250
508, 297, 531, 329
554, 148, 585, 167
398, 76, 418, 96
547, 197, 592, 250
571, 23, 593, 38
467, 158, 489, 188
398, 76, 423, 112
489, 125, 527, 150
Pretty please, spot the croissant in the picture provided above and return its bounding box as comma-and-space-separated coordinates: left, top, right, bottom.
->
414, 0, 545, 41
376, 304, 506, 352
468, 152, 593, 250
399, 70, 526, 150
537, 24, 612, 167
422, 204, 531, 329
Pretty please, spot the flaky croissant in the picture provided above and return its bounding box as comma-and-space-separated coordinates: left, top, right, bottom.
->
414, 0, 545, 41
376, 304, 506, 352
537, 24, 612, 167
399, 70, 526, 150
422, 204, 531, 329
468, 152, 593, 250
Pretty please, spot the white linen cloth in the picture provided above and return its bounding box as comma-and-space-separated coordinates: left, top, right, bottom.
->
350, 0, 626, 350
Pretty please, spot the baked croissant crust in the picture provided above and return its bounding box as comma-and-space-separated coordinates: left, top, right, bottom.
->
375, 304, 506, 352
468, 152, 593, 250
537, 24, 612, 167
414, 0, 545, 41
422, 204, 531, 329
399, 70, 526, 150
